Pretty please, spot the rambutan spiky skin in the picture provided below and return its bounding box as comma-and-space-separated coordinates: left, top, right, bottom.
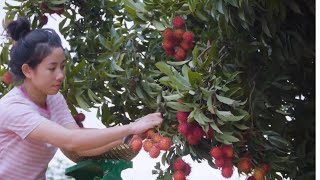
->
221, 167, 234, 178
184, 163, 191, 176
149, 145, 161, 158
222, 145, 234, 158
143, 139, 153, 152
174, 29, 185, 41
215, 158, 225, 168
253, 168, 265, 180
187, 134, 200, 145
173, 171, 186, 180
130, 137, 142, 153
247, 176, 256, 180
180, 40, 193, 51
152, 133, 162, 143
238, 158, 253, 174
182, 31, 194, 42
163, 28, 174, 40
162, 40, 174, 50
159, 137, 172, 151
178, 123, 189, 136
177, 111, 189, 123
172, 16, 185, 29
210, 146, 223, 159
174, 48, 186, 61
173, 158, 187, 171
260, 163, 270, 174
165, 48, 175, 56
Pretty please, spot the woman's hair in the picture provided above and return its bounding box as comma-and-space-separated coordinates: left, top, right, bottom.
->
6, 16, 63, 80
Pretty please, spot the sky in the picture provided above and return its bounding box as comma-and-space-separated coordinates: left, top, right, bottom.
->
0, 1, 318, 180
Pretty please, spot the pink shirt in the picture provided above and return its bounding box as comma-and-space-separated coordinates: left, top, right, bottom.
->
0, 86, 74, 179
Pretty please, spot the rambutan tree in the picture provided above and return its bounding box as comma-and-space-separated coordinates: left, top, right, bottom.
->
1, 0, 314, 180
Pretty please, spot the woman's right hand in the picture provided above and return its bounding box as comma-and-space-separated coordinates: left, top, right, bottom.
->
130, 112, 163, 135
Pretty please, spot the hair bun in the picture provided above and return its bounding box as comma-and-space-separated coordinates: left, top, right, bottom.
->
6, 16, 31, 41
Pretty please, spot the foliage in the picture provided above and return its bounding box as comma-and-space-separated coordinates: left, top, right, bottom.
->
1, 0, 314, 179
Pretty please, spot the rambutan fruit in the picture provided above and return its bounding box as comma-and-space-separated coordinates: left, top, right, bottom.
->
221, 166, 234, 178
174, 47, 187, 61
182, 31, 194, 43
238, 158, 252, 174
143, 139, 153, 152
130, 137, 142, 153
173, 158, 187, 171
177, 111, 189, 123
173, 171, 186, 180
163, 28, 174, 40
210, 146, 223, 159
222, 145, 234, 158
172, 16, 185, 29
174, 29, 185, 41
149, 145, 161, 158
159, 137, 172, 151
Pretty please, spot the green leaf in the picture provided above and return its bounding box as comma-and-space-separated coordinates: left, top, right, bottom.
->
123, 0, 147, 12
224, 0, 238, 7
152, 20, 165, 31
210, 122, 223, 134
215, 109, 245, 122
233, 123, 249, 130
207, 94, 215, 114
163, 94, 184, 101
188, 70, 202, 88
75, 96, 90, 112
155, 62, 174, 76
167, 60, 190, 66
268, 135, 291, 150
111, 61, 125, 72
166, 102, 191, 112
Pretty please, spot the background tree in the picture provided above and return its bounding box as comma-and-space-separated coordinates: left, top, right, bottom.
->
1, 0, 314, 179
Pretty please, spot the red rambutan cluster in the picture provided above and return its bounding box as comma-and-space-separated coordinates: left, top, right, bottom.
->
140, 129, 173, 158
210, 145, 235, 178
162, 16, 195, 61
172, 158, 192, 180
176, 111, 207, 145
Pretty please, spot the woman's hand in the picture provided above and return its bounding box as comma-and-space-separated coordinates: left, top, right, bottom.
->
130, 112, 163, 135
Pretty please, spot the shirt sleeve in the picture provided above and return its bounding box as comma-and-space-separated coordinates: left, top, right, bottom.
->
0, 103, 47, 139
53, 92, 75, 126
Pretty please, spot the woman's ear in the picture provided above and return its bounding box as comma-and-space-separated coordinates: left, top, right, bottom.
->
21, 64, 32, 79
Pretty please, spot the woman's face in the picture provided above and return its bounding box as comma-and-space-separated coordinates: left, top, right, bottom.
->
29, 47, 65, 95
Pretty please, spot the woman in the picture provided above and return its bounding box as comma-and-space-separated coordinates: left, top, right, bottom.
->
0, 17, 163, 179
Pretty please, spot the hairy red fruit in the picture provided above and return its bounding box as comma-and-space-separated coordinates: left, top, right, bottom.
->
177, 111, 189, 123
173, 158, 187, 171
260, 163, 270, 174
163, 40, 174, 50
183, 31, 194, 42
152, 133, 162, 143
222, 145, 234, 158
180, 40, 193, 51
210, 146, 223, 159
130, 137, 143, 153
143, 129, 156, 139
174, 47, 186, 61
149, 145, 161, 158
159, 137, 172, 151
247, 176, 256, 180
165, 48, 175, 56
253, 168, 265, 180
1, 71, 12, 85
184, 163, 191, 176
74, 113, 85, 122
187, 134, 200, 145
174, 29, 185, 41
238, 158, 252, 174
173, 171, 186, 180
215, 158, 225, 168
178, 123, 189, 136
223, 159, 234, 168
163, 28, 174, 40
221, 166, 234, 178
172, 16, 185, 29
193, 126, 204, 139
143, 139, 153, 152
206, 127, 214, 139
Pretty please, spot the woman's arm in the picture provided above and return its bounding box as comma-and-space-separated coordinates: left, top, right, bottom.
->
61, 122, 124, 157
27, 112, 162, 153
